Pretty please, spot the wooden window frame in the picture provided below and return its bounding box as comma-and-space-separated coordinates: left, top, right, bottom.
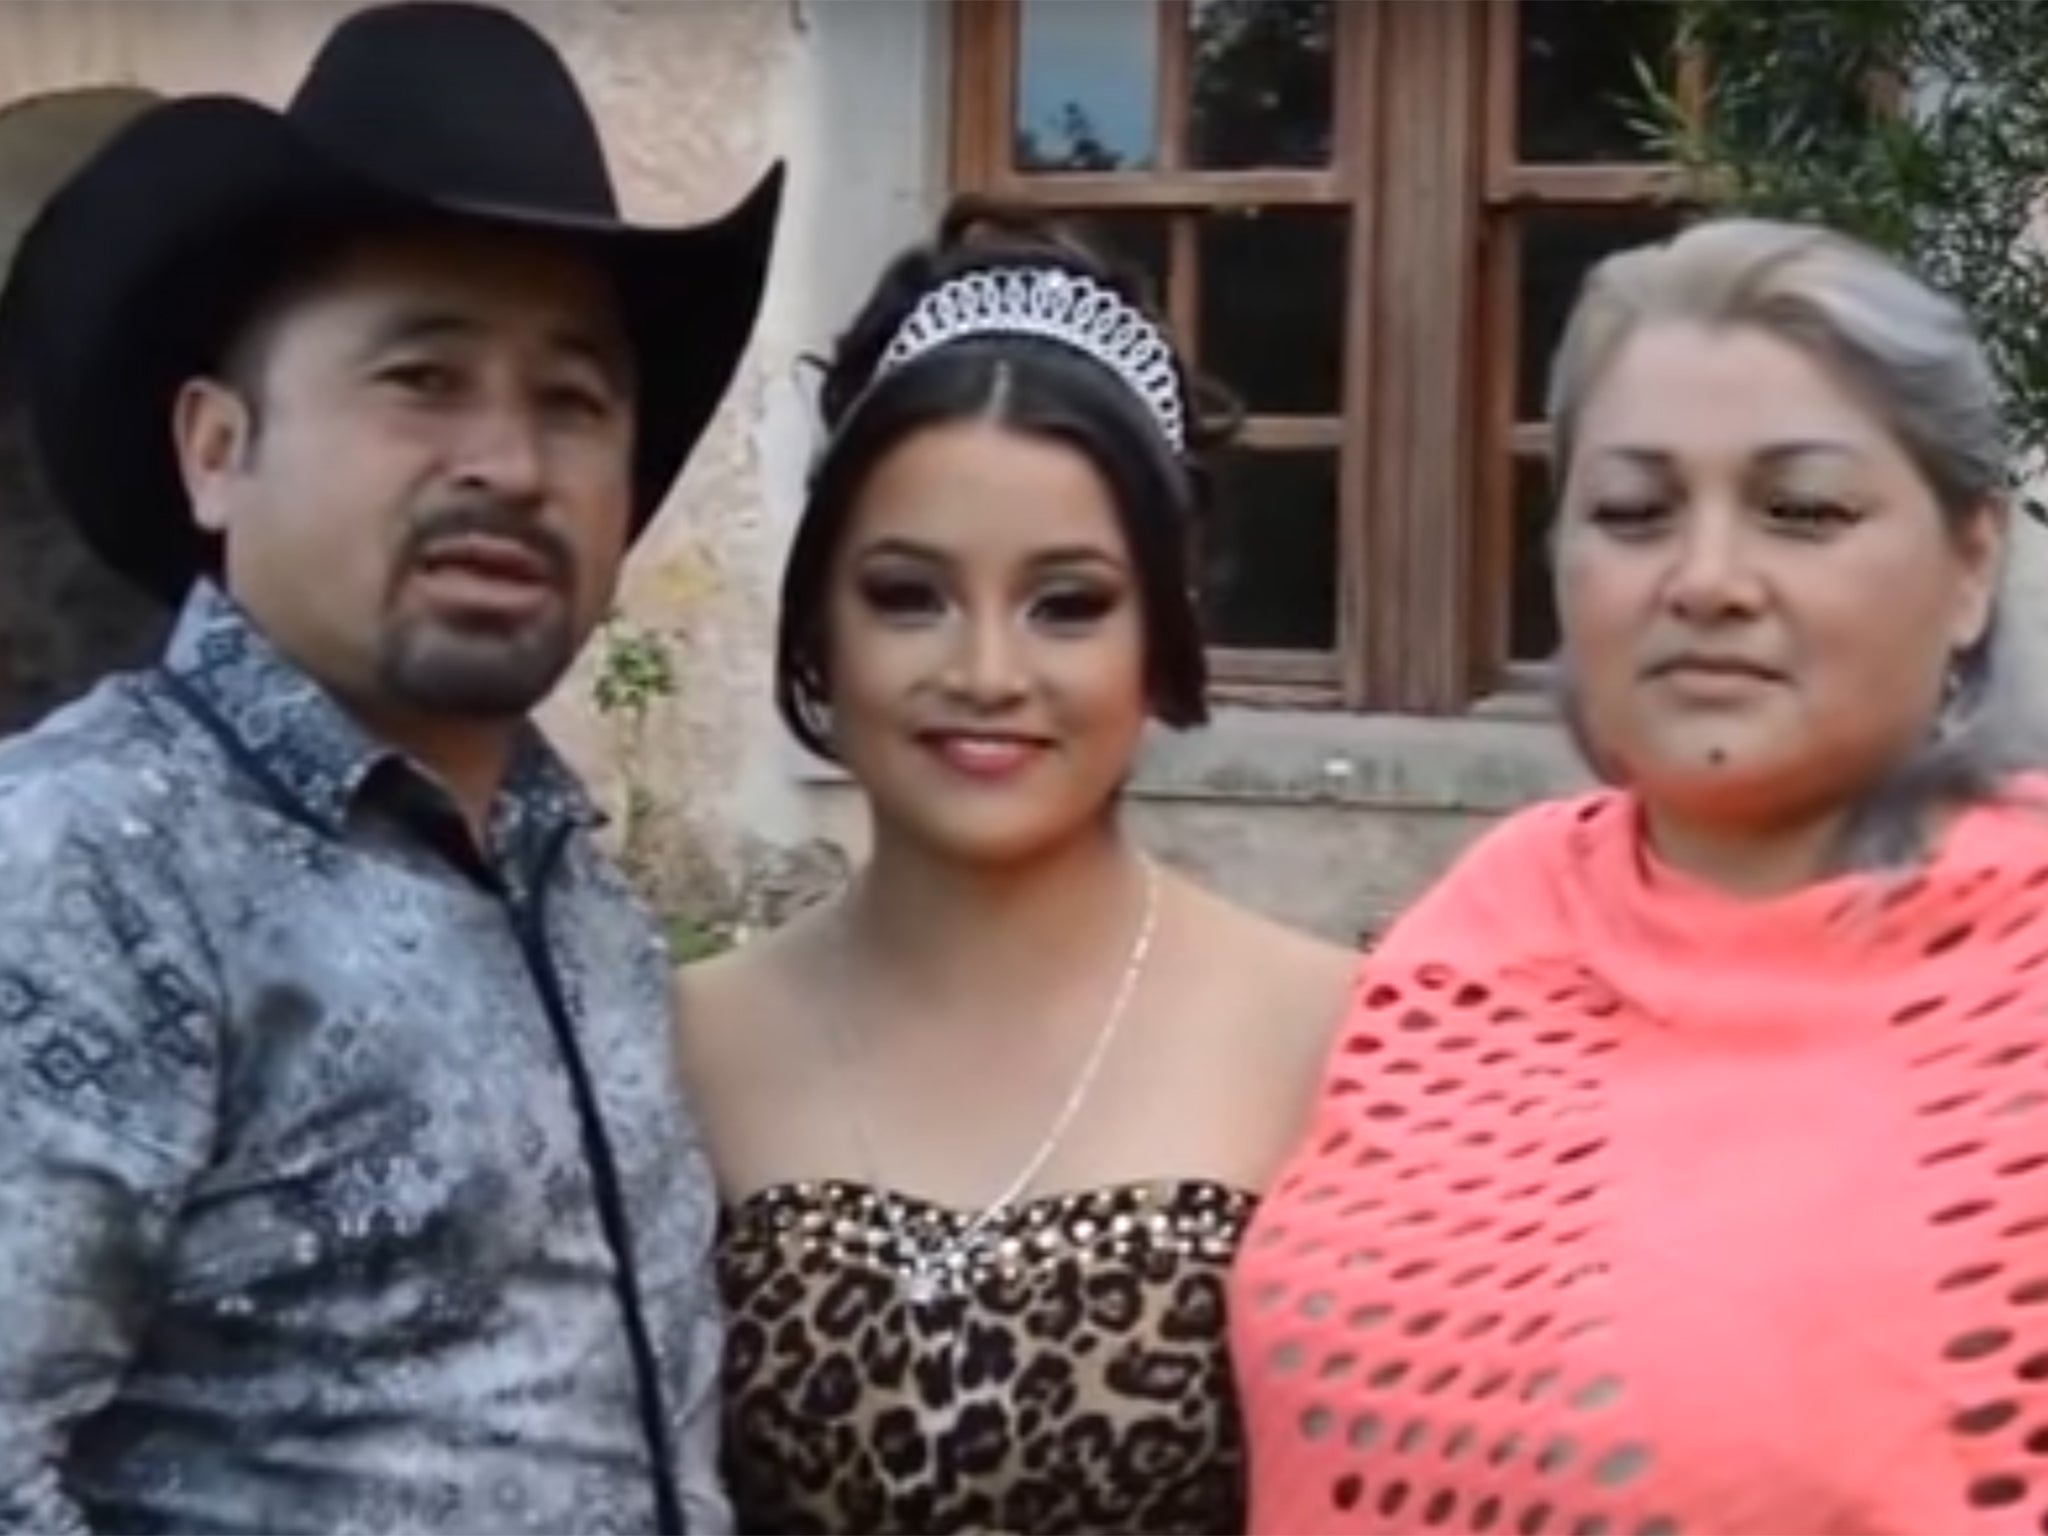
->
1472, 0, 1703, 697
953, 0, 1696, 716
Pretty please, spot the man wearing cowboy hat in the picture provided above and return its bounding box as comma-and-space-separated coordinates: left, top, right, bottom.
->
0, 5, 781, 1532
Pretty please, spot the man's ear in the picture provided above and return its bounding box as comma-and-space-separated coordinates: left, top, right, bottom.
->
173, 377, 255, 536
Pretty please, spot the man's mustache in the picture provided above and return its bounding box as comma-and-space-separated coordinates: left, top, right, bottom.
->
398, 501, 576, 589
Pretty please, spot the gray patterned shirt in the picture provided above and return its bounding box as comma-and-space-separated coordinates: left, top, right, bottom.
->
0, 582, 728, 1535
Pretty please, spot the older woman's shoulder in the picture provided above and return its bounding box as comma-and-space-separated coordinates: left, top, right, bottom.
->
1453, 789, 1624, 864
1362, 790, 1624, 969
1989, 774, 2048, 831
1945, 776, 2048, 868
1415, 788, 1626, 900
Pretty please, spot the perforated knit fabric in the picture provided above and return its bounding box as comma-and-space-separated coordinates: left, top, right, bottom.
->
1233, 784, 2048, 1536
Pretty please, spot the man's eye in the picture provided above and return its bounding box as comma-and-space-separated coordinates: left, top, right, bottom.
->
380, 361, 460, 396
541, 383, 613, 419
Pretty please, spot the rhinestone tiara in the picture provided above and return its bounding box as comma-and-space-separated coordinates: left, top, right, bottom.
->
874, 266, 1186, 451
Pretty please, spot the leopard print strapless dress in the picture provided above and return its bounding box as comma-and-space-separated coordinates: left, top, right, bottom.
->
717, 1178, 1255, 1534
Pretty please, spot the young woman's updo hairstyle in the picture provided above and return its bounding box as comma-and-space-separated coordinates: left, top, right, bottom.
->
774, 195, 1237, 762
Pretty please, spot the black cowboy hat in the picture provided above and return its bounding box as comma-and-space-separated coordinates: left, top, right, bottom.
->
0, 0, 784, 606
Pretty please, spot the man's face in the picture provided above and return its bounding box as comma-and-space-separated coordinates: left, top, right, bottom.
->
175, 223, 638, 724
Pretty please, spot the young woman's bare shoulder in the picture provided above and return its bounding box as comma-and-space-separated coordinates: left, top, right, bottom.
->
1173, 876, 1359, 1049
673, 903, 837, 1093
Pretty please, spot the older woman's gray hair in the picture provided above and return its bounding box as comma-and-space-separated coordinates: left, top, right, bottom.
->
1544, 216, 2032, 869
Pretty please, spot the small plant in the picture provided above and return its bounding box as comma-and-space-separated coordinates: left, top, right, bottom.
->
589, 612, 678, 891
591, 614, 677, 723
589, 612, 742, 962
665, 912, 730, 963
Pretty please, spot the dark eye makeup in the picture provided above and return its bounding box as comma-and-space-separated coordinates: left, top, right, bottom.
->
850, 562, 1127, 632
1030, 583, 1121, 627
854, 570, 946, 620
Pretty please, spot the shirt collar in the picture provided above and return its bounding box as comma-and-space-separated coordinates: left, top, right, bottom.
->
160, 580, 602, 843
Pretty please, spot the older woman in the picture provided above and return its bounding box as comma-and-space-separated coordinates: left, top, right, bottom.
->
1232, 218, 2048, 1535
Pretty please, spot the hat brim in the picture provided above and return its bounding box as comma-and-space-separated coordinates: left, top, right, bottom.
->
1, 95, 784, 606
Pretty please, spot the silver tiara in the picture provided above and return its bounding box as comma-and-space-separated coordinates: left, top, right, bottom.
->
874, 266, 1186, 451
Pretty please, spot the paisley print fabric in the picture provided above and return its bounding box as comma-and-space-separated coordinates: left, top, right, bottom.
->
0, 582, 727, 1535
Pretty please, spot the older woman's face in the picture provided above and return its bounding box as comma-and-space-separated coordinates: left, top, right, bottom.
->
1555, 320, 2003, 840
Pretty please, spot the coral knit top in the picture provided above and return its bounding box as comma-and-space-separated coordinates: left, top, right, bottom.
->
1233, 784, 2048, 1536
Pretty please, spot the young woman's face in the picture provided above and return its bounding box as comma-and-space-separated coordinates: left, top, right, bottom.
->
823, 420, 1150, 867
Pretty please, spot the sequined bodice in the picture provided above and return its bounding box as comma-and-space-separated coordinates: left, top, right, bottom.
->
717, 1178, 1255, 1535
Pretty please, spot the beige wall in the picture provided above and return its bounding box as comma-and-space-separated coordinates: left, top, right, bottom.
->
11, 3, 2048, 947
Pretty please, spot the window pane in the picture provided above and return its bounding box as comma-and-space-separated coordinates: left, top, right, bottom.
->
1199, 208, 1346, 415
1067, 211, 1171, 312
1510, 454, 1559, 662
1015, 0, 1158, 172
1187, 0, 1335, 169
1517, 206, 1683, 420
1517, 0, 1675, 164
1201, 449, 1338, 651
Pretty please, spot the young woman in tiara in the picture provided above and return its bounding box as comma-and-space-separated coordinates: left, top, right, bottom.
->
675, 199, 1355, 1534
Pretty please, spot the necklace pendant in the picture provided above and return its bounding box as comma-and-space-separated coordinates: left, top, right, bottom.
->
904, 1268, 943, 1306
